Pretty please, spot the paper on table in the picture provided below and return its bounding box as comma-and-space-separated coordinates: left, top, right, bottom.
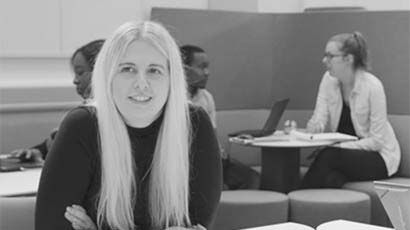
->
290, 130, 358, 142
229, 133, 290, 145
252, 134, 290, 143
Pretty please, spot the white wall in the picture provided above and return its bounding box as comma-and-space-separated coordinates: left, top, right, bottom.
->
362, 0, 409, 11
61, 0, 143, 56
0, 0, 60, 57
302, 0, 410, 11
0, 58, 72, 89
258, 0, 303, 13
209, 0, 257, 12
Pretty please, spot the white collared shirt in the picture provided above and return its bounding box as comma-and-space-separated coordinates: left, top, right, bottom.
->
191, 89, 217, 128
308, 71, 400, 176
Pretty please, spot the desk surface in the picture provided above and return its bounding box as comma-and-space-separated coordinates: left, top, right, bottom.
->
230, 131, 335, 148
0, 168, 41, 196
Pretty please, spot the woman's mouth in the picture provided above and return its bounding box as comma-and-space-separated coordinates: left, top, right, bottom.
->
128, 95, 152, 103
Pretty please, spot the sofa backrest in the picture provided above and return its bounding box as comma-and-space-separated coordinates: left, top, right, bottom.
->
389, 115, 410, 177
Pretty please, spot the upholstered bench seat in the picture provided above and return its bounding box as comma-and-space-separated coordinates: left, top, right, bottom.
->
343, 177, 410, 227
0, 196, 36, 230
213, 190, 289, 230
288, 189, 371, 228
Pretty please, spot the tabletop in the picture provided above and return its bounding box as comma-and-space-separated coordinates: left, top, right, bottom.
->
229, 130, 335, 148
0, 168, 41, 196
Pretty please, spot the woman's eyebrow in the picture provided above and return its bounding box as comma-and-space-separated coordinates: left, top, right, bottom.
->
118, 62, 136, 67
149, 63, 166, 69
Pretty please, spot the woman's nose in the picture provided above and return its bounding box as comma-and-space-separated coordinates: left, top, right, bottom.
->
133, 74, 149, 89
204, 68, 210, 77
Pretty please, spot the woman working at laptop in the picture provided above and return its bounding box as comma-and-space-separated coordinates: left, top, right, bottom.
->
300, 32, 401, 189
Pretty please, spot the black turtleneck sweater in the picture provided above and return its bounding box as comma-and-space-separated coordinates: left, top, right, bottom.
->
35, 106, 222, 230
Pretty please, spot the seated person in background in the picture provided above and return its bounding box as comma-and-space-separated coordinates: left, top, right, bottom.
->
181, 45, 260, 190
300, 32, 401, 189
9, 39, 105, 162
36, 21, 222, 230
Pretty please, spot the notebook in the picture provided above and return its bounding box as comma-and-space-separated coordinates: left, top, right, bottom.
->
228, 98, 290, 138
374, 181, 410, 230
290, 130, 358, 142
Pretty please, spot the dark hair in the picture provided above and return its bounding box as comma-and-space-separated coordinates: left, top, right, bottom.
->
180, 45, 205, 66
71, 39, 105, 70
330, 31, 369, 70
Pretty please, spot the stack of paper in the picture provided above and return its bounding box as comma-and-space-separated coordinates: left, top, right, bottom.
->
290, 130, 358, 142
230, 134, 290, 145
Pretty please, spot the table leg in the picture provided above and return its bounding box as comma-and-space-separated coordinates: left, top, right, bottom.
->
260, 147, 300, 193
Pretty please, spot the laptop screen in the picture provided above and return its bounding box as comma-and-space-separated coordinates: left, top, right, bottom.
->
374, 181, 410, 230
261, 98, 290, 135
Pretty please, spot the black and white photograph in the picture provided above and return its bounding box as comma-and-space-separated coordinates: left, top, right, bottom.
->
0, 0, 409, 229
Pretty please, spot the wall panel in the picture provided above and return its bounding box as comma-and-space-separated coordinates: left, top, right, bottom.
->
272, 11, 410, 114
152, 8, 276, 110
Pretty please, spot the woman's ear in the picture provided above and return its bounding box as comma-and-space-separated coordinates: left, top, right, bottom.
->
344, 54, 354, 65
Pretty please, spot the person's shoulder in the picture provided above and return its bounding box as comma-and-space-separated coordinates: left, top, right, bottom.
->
363, 71, 383, 84
189, 104, 214, 131
202, 89, 215, 102
361, 71, 384, 91
200, 89, 213, 97
61, 106, 97, 129
189, 104, 209, 123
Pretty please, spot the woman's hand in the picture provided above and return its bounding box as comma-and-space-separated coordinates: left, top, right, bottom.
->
10, 148, 43, 163
64, 205, 97, 230
306, 120, 324, 134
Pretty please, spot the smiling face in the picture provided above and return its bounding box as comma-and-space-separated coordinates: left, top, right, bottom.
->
72, 52, 92, 99
112, 40, 170, 127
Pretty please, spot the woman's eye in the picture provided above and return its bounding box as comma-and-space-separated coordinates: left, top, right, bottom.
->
147, 67, 162, 75
119, 66, 136, 73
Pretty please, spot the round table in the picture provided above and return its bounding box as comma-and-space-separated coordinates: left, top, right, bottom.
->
230, 131, 334, 193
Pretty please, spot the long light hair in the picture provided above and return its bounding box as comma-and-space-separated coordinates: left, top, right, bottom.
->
91, 21, 191, 229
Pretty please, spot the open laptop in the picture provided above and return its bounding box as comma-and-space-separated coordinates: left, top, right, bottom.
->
228, 98, 290, 138
374, 181, 410, 230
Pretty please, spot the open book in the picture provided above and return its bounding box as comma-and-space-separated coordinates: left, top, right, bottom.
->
242, 220, 393, 230
290, 130, 358, 142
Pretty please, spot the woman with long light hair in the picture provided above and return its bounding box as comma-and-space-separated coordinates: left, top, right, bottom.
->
35, 21, 222, 230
